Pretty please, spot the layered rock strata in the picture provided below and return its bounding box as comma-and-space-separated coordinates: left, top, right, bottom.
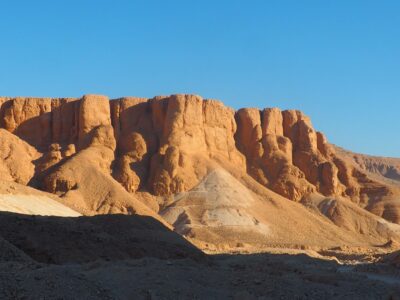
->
0, 94, 397, 222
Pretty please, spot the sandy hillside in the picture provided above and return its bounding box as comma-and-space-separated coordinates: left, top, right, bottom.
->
161, 169, 271, 244
0, 180, 80, 217
161, 169, 400, 250
0, 194, 80, 217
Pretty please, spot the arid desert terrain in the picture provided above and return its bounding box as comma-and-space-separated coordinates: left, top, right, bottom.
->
0, 94, 399, 299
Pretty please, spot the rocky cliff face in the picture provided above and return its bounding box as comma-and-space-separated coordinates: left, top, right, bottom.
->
0, 94, 398, 223
335, 147, 400, 183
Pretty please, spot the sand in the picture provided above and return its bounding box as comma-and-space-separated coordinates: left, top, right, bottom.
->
0, 194, 80, 217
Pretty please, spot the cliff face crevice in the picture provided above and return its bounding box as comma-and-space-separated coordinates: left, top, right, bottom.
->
0, 94, 398, 222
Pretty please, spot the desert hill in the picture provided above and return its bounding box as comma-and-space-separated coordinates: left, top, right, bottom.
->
161, 169, 400, 250
0, 94, 399, 250
0, 180, 80, 217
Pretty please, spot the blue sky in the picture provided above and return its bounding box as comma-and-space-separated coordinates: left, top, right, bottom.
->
1, 0, 399, 157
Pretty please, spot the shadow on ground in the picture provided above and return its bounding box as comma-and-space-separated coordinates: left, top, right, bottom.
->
0, 212, 203, 264
0, 211, 399, 300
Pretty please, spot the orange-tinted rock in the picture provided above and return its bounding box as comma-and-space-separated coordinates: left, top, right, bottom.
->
333, 157, 360, 199
0, 129, 39, 184
272, 165, 316, 201
113, 155, 142, 193
292, 151, 322, 185
113, 132, 148, 193
0, 93, 398, 225
2, 97, 52, 149
235, 108, 263, 160
262, 108, 283, 136
149, 96, 169, 138
234, 105, 368, 201
37, 143, 63, 173
235, 107, 317, 202
297, 120, 317, 152
161, 94, 206, 152
203, 99, 239, 158
110, 97, 157, 193
63, 144, 76, 157
317, 131, 332, 158
148, 95, 245, 195
276, 135, 292, 160
320, 161, 340, 196
78, 95, 111, 144
51, 98, 79, 146
368, 199, 400, 224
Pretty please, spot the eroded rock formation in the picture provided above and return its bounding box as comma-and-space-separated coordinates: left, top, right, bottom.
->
0, 94, 398, 224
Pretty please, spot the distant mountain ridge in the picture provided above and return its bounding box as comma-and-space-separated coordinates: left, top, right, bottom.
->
335, 146, 400, 183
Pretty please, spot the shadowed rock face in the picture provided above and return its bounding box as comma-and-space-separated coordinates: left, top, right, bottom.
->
0, 94, 399, 223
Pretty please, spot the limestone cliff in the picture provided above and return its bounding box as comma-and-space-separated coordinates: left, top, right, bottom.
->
0, 94, 398, 224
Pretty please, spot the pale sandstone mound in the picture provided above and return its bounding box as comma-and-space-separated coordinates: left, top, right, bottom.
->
161, 169, 270, 244
0, 194, 80, 217
0, 180, 80, 217
161, 169, 398, 249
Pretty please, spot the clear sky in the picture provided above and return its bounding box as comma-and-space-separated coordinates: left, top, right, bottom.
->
1, 0, 399, 157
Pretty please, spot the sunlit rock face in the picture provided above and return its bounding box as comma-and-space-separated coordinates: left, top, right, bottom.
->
0, 94, 398, 224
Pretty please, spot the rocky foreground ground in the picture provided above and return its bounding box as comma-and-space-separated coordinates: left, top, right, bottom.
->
4, 253, 400, 300
0, 211, 399, 300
